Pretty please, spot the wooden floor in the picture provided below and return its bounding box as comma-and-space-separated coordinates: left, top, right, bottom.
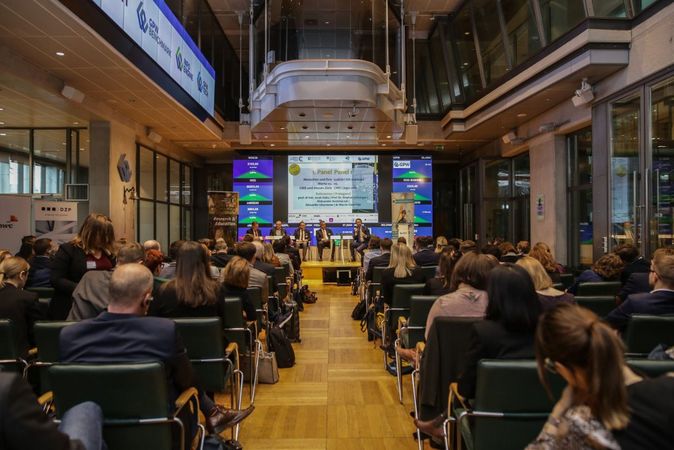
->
229, 283, 424, 449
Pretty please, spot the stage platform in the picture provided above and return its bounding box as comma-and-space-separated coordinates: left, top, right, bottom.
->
301, 260, 360, 283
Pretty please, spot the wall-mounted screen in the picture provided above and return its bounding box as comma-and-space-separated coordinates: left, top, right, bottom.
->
393, 156, 433, 226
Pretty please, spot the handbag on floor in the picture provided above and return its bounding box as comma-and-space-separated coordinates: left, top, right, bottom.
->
267, 325, 295, 368
258, 350, 280, 384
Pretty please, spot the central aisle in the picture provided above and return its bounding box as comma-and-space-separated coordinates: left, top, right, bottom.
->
237, 283, 421, 449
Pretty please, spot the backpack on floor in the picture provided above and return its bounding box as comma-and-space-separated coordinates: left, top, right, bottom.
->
282, 300, 302, 343
267, 325, 295, 368
301, 285, 318, 304
351, 299, 367, 321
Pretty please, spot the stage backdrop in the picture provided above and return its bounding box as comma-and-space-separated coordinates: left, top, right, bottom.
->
0, 195, 32, 253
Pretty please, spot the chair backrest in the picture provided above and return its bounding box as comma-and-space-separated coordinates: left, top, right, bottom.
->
222, 296, 249, 352
34, 321, 76, 392
246, 286, 264, 326
626, 358, 674, 378
25, 287, 55, 299
624, 314, 674, 354
576, 281, 621, 296
372, 266, 386, 284
470, 359, 565, 450
559, 273, 574, 289
173, 317, 228, 392
49, 362, 174, 450
273, 266, 288, 284
551, 282, 564, 291
389, 284, 425, 334
420, 266, 437, 279
575, 296, 617, 317
0, 319, 21, 373
406, 295, 437, 348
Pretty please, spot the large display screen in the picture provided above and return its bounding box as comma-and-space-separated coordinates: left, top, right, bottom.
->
287, 155, 379, 223
392, 156, 433, 225
234, 158, 274, 234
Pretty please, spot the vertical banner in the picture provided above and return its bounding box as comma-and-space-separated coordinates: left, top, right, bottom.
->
208, 191, 239, 243
33, 200, 79, 245
0, 195, 32, 254
391, 193, 415, 246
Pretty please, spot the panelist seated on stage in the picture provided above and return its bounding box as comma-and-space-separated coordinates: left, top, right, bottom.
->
245, 221, 264, 241
351, 218, 371, 261
315, 221, 336, 262
293, 222, 312, 261
270, 220, 287, 238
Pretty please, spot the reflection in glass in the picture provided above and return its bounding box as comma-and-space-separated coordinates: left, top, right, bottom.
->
156, 154, 168, 203
473, 0, 509, 85
183, 166, 191, 206
567, 127, 593, 267
484, 199, 512, 242
484, 160, 511, 197
592, 0, 627, 17
429, 31, 451, 110
0, 130, 30, 194
461, 165, 477, 240
170, 205, 181, 245
448, 6, 483, 100
169, 160, 180, 204
514, 154, 530, 196
539, 0, 586, 42
633, 0, 657, 14
156, 203, 169, 253
139, 147, 154, 199
610, 94, 641, 248
34, 130, 67, 194
139, 200, 154, 245
501, 0, 542, 66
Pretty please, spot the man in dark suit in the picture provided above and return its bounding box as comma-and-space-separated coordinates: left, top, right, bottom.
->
282, 236, 301, 270
413, 236, 440, 267
615, 244, 651, 284
245, 221, 263, 241
366, 238, 393, 281
271, 220, 287, 237
606, 248, 674, 333
59, 264, 253, 434
0, 373, 105, 450
351, 218, 371, 261
315, 220, 335, 262
293, 222, 311, 261
617, 272, 650, 303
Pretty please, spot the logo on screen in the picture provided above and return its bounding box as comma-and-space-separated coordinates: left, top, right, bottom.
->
393, 160, 411, 169
136, 2, 149, 33
176, 47, 183, 70
197, 72, 209, 96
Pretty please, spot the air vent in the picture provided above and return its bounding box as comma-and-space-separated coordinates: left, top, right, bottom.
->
65, 184, 89, 201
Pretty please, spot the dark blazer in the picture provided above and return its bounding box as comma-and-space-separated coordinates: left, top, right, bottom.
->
605, 290, 674, 332
49, 243, 116, 320
284, 245, 301, 270
314, 227, 333, 242
0, 373, 84, 450
245, 228, 263, 239
567, 269, 603, 295
352, 225, 370, 244
254, 260, 275, 277
424, 277, 451, 296
0, 285, 45, 357
365, 252, 391, 281
210, 253, 232, 268
618, 272, 650, 302
60, 312, 195, 402
621, 257, 651, 285
413, 248, 440, 267
150, 282, 225, 319
457, 320, 536, 399
26, 256, 52, 288
270, 227, 287, 237
381, 267, 427, 305
293, 228, 312, 245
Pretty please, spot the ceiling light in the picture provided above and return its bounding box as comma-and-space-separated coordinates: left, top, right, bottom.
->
0, 133, 6, 136
386, 135, 392, 139
325, 21, 330, 24
0, 108, 4, 111
464, 32, 470, 36
517, 113, 527, 118
61, 142, 66, 145
381, 143, 387, 146
304, 135, 310, 139
264, 135, 268, 138
280, 127, 286, 130
56, 51, 65, 56
73, 121, 79, 125
270, 143, 276, 147
0, 121, 4, 125
326, 144, 331, 147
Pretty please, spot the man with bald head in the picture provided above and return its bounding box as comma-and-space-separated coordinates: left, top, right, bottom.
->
60, 264, 253, 435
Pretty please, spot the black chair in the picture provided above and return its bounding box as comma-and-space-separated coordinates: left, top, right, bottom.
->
559, 273, 574, 289
624, 314, 674, 355
273, 266, 289, 301
395, 295, 437, 405
25, 287, 54, 308
420, 266, 438, 279
448, 359, 565, 450
384, 284, 426, 354
173, 317, 244, 439
222, 296, 261, 404
576, 281, 621, 296
551, 282, 564, 291
47, 362, 203, 450
32, 321, 76, 392
626, 358, 674, 378
246, 286, 266, 329
575, 295, 617, 317
0, 319, 30, 376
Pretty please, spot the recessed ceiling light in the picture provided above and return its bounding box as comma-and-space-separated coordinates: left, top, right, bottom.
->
464, 32, 470, 36
386, 135, 392, 138
325, 21, 330, 24
56, 51, 65, 56
280, 127, 286, 130
0, 108, 4, 111
381, 143, 387, 146
304, 135, 310, 139
270, 143, 276, 147
326, 143, 331, 147
517, 113, 527, 118
73, 121, 79, 125
264, 135, 268, 138
61, 142, 66, 145
0, 121, 4, 125
0, 133, 6, 136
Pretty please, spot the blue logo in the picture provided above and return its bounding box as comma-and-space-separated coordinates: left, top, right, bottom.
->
197, 72, 208, 95
175, 46, 183, 71
136, 1, 148, 33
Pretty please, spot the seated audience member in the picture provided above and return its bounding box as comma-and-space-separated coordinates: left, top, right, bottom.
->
0, 373, 105, 450
245, 221, 263, 241
517, 256, 575, 311
198, 238, 215, 253
68, 243, 145, 321
361, 236, 382, 273
241, 234, 254, 243
397, 237, 407, 245
236, 242, 270, 300
517, 240, 531, 255
252, 241, 276, 278
262, 242, 281, 267
526, 304, 628, 449
143, 249, 163, 275
381, 243, 427, 306
15, 235, 35, 261
0, 249, 11, 264
142, 239, 161, 253
481, 244, 502, 260
446, 238, 462, 255
50, 214, 116, 320
413, 236, 440, 267
424, 252, 498, 340
499, 242, 520, 263
210, 239, 232, 268
529, 242, 564, 282
0, 257, 45, 357
435, 236, 448, 254
617, 272, 650, 303
459, 239, 478, 255
219, 256, 257, 319
568, 253, 624, 295
614, 244, 650, 284
272, 240, 294, 276
158, 240, 185, 279
606, 248, 674, 332
424, 251, 460, 296
26, 238, 53, 288
415, 264, 541, 437
365, 238, 393, 281
60, 264, 254, 435
282, 236, 301, 270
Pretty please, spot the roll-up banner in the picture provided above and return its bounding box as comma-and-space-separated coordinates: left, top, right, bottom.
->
208, 191, 239, 243
33, 200, 79, 245
391, 192, 415, 247
0, 195, 32, 254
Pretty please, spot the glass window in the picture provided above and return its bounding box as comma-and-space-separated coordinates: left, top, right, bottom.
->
33, 130, 67, 194
170, 205, 181, 245
156, 154, 168, 203
514, 154, 530, 196
567, 127, 593, 267
484, 159, 511, 197
633, 0, 657, 14
0, 130, 30, 194
139, 147, 154, 199
75, 129, 90, 184
169, 159, 180, 204
429, 31, 451, 110
484, 198, 512, 242
592, 0, 627, 17
473, 0, 509, 85
448, 6, 483, 100
156, 203, 169, 252
138, 200, 154, 244
540, 0, 586, 42
183, 166, 191, 206
501, 0, 542, 66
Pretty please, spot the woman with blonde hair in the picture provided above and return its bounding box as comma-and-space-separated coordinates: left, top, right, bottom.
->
527, 303, 628, 449
381, 243, 427, 306
50, 213, 116, 319
529, 242, 564, 282
220, 256, 257, 320
0, 256, 45, 356
262, 242, 281, 267
435, 236, 448, 253
517, 256, 575, 310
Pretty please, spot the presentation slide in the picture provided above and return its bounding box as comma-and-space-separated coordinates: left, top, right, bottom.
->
393, 156, 433, 227
287, 155, 379, 223
392, 181, 432, 202
238, 204, 274, 225
233, 182, 273, 204
234, 158, 273, 181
